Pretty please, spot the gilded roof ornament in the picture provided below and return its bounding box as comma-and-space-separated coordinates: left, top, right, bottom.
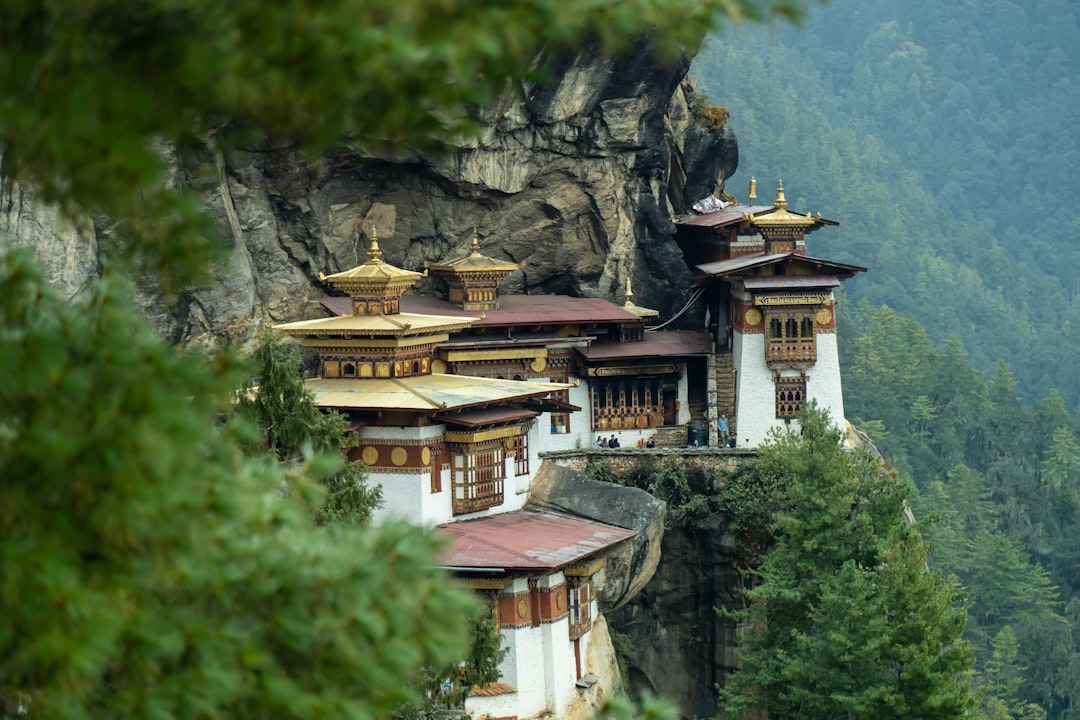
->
622, 277, 660, 318
744, 179, 819, 229
319, 224, 425, 303
426, 230, 524, 273
748, 176, 757, 201
774, 180, 787, 209
367, 225, 383, 261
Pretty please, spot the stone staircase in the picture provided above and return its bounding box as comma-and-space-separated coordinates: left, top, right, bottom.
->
715, 351, 736, 432
688, 397, 708, 423
648, 425, 692, 448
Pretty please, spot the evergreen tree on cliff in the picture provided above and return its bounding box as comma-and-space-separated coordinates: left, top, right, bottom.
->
722, 404, 976, 719
0, 0, 820, 717
233, 326, 382, 526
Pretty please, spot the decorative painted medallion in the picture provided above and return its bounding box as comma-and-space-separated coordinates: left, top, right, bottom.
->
530, 356, 547, 372
815, 307, 833, 326
361, 446, 379, 465
431, 359, 447, 374
391, 447, 408, 466
744, 308, 763, 326
421, 447, 432, 465
517, 599, 528, 618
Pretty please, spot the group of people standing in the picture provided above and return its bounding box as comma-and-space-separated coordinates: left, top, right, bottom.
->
595, 434, 657, 449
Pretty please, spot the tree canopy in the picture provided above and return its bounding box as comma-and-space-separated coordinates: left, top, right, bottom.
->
721, 404, 977, 719
0, 1, 822, 717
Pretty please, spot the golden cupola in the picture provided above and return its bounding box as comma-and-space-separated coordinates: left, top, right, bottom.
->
426, 230, 524, 311
320, 228, 424, 316
742, 180, 826, 254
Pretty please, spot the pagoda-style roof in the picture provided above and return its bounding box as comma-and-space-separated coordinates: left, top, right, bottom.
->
426, 231, 526, 312
320, 229, 424, 299
274, 311, 478, 339
303, 373, 572, 413
677, 180, 838, 232
679, 203, 778, 229
426, 232, 524, 275
742, 180, 827, 230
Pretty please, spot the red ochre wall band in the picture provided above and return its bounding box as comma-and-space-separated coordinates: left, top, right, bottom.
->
497, 585, 569, 628
348, 440, 444, 471
732, 301, 836, 333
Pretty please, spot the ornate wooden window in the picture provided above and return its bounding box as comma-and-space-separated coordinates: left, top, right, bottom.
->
451, 440, 505, 515
430, 446, 442, 493
567, 576, 593, 640
550, 389, 570, 434
510, 432, 529, 476
765, 309, 817, 364
775, 376, 807, 418
591, 379, 665, 430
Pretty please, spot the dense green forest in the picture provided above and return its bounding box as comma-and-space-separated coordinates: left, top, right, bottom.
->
694, 2, 1080, 717
693, 0, 1080, 412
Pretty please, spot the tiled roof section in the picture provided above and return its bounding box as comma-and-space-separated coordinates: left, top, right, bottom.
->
305, 375, 570, 412
436, 509, 636, 571
742, 275, 842, 291
321, 294, 641, 326
581, 330, 711, 360
469, 682, 517, 697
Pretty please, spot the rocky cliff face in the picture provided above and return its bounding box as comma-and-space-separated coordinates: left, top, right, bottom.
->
1, 43, 736, 345
609, 515, 744, 719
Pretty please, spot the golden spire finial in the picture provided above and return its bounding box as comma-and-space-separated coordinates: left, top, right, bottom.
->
625, 277, 634, 302
748, 176, 757, 201
367, 225, 383, 261
775, 179, 787, 209
470, 227, 481, 255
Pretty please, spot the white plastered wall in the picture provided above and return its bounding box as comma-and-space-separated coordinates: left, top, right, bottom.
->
536, 380, 592, 453
363, 424, 448, 526
467, 573, 581, 720
733, 327, 849, 447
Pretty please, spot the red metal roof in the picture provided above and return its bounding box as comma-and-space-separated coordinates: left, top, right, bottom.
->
581, 330, 711, 360
435, 509, 636, 571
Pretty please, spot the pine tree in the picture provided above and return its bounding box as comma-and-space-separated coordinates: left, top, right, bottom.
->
721, 403, 977, 719
0, 1, 823, 715
232, 327, 381, 525
0, 251, 477, 718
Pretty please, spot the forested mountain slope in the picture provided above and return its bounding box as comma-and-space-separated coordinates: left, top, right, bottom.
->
692, 0, 1080, 410
693, 3, 1080, 716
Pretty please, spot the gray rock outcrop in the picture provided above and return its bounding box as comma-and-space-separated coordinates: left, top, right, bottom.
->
528, 461, 667, 611
1, 42, 737, 346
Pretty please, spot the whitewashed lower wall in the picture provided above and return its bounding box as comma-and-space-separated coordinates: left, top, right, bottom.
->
733, 331, 848, 447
